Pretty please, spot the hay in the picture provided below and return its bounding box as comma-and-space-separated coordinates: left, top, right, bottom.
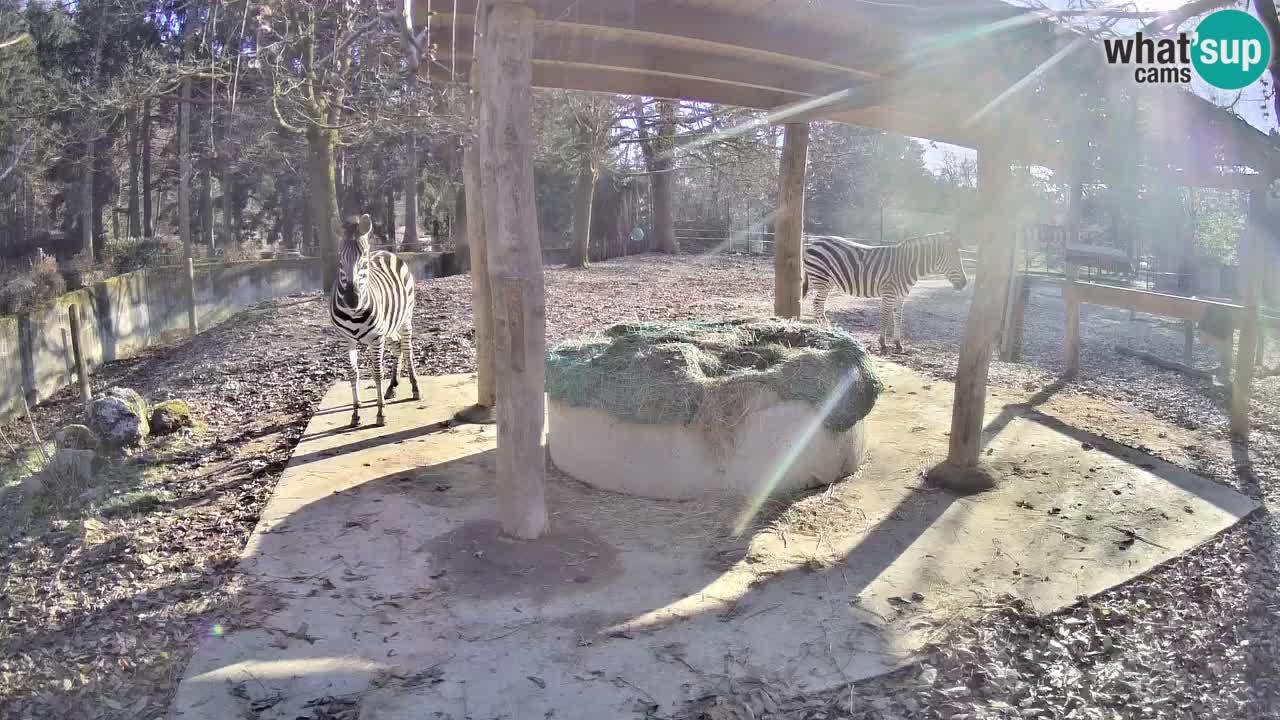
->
545, 319, 882, 434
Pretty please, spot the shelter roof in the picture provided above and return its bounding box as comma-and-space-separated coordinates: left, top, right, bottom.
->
417, 0, 1280, 187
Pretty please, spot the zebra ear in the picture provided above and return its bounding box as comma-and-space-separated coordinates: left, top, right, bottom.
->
358, 214, 373, 237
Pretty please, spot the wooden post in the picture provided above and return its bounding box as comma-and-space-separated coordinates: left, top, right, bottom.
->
1063, 178, 1083, 378
1230, 187, 1267, 437
457, 58, 497, 423
947, 144, 1014, 467
1183, 320, 1195, 367
774, 122, 808, 319
477, 1, 549, 539
998, 227, 1025, 361
68, 304, 91, 403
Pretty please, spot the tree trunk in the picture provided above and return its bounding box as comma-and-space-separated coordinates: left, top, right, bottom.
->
179, 79, 192, 257
477, 1, 548, 539
307, 127, 341, 288
127, 109, 141, 239
179, 76, 197, 334
200, 167, 214, 250
569, 152, 597, 268
142, 99, 153, 237
80, 144, 94, 259
350, 161, 365, 215
774, 122, 809, 318
403, 136, 419, 247
222, 168, 235, 248
278, 176, 294, 247
453, 178, 469, 267
385, 185, 396, 246
652, 100, 678, 254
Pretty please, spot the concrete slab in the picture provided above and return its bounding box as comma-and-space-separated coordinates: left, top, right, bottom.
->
172, 364, 1258, 720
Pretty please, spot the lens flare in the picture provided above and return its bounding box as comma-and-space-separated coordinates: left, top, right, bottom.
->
732, 366, 863, 536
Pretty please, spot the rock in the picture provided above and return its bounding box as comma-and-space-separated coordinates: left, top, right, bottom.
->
86, 388, 150, 447
151, 399, 195, 435
36, 448, 97, 495
54, 424, 100, 452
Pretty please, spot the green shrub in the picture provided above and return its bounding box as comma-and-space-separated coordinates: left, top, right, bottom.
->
0, 267, 67, 315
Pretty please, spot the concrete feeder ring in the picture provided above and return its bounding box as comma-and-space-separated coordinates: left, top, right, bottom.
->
545, 320, 883, 501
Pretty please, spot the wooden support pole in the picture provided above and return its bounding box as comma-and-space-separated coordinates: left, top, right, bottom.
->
1230, 187, 1267, 437
774, 122, 809, 319
477, 1, 549, 539
1183, 320, 1195, 367
947, 144, 1014, 468
459, 63, 497, 421
185, 257, 198, 336
68, 304, 91, 403
998, 227, 1025, 361
1063, 179, 1083, 378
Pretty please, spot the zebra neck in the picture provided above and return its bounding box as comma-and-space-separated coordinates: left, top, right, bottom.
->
337, 279, 369, 310
912, 239, 940, 279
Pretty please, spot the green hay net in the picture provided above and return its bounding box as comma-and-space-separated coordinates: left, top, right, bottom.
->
545, 319, 883, 434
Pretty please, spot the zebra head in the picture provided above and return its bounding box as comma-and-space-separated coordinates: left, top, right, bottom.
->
338, 214, 373, 299
933, 234, 968, 291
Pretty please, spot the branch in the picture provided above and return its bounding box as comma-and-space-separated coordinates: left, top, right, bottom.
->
0, 135, 34, 183
0, 32, 32, 52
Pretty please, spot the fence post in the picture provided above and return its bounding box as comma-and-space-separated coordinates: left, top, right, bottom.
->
68, 303, 91, 403
185, 257, 198, 336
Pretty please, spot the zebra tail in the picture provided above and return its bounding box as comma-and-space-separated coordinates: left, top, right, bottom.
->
802, 271, 809, 297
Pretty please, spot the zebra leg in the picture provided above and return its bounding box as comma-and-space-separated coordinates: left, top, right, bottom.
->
384, 336, 401, 400
878, 296, 894, 354
347, 341, 361, 427
373, 340, 387, 426
405, 325, 421, 401
812, 283, 831, 325
893, 296, 906, 354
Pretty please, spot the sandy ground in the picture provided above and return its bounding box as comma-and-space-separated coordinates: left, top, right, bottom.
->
2, 253, 1278, 720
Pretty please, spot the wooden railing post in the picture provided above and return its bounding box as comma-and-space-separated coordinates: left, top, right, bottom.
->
68, 304, 91, 403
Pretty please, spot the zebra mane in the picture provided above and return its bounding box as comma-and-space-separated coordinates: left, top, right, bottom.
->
895, 232, 951, 248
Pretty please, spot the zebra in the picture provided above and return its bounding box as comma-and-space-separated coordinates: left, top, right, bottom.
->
802, 232, 968, 354
330, 213, 420, 427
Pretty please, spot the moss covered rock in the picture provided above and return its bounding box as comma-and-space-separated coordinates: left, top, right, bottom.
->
55, 424, 101, 452
86, 388, 150, 447
150, 399, 195, 436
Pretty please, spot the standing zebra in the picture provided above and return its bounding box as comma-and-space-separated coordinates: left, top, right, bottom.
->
802, 232, 968, 354
330, 213, 420, 427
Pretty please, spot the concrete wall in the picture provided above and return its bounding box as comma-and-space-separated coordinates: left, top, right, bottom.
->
0, 253, 454, 420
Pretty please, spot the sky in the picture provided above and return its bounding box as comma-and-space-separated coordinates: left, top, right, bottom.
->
918, 0, 1278, 173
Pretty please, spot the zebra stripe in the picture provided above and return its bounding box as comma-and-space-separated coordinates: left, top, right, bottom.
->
330, 214, 420, 427
802, 232, 968, 352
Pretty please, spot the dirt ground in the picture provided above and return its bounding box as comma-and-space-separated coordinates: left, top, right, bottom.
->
2, 253, 1278, 720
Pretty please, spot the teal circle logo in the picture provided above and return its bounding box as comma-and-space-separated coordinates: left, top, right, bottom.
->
1192, 9, 1271, 90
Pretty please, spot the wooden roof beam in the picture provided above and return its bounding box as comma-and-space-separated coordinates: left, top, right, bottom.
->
422, 0, 896, 79
432, 19, 860, 98
424, 59, 807, 109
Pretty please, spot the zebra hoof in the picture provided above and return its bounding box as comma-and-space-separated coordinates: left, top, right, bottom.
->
375, 415, 386, 427
411, 390, 421, 401
384, 386, 398, 400
349, 414, 361, 428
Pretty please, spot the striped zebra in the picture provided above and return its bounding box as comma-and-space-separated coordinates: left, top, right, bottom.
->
802, 232, 968, 354
330, 213, 420, 427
